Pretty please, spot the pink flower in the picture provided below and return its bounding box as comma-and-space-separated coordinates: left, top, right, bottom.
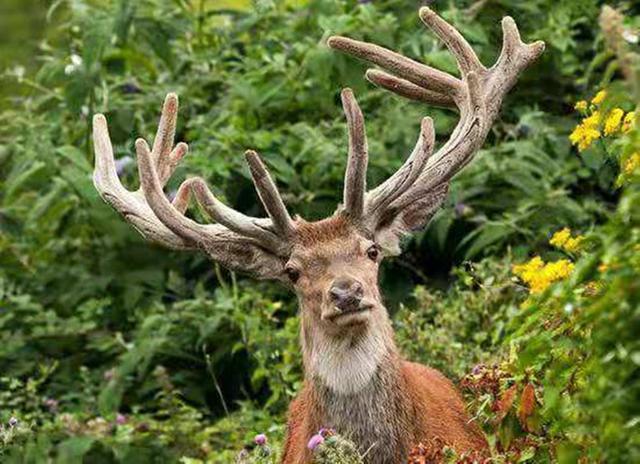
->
44, 398, 59, 412
318, 427, 334, 437
254, 433, 267, 446
116, 413, 127, 425
307, 433, 324, 451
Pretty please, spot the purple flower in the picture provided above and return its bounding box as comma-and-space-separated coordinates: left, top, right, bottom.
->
116, 413, 127, 425
307, 433, 324, 451
254, 433, 267, 446
44, 398, 59, 412
472, 364, 484, 375
115, 156, 134, 176
8, 417, 18, 427
318, 427, 334, 437
166, 189, 177, 202
454, 202, 468, 218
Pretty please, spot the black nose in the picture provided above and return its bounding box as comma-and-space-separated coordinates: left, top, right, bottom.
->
329, 277, 364, 311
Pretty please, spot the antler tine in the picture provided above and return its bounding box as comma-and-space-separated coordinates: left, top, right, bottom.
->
365, 117, 435, 223
365, 70, 456, 109
327, 36, 462, 97
418, 7, 485, 76
341, 88, 368, 220
93, 114, 194, 250
244, 150, 295, 238
170, 177, 284, 252
152, 93, 179, 164
135, 139, 214, 245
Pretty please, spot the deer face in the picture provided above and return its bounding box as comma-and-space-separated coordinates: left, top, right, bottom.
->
285, 217, 386, 335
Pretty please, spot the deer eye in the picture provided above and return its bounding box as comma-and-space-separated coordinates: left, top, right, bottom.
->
367, 245, 380, 261
284, 266, 300, 283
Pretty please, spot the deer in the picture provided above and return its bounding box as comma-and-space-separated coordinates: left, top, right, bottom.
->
92, 7, 543, 464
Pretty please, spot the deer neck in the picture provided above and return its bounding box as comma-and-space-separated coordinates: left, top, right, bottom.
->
308, 348, 413, 463
301, 308, 398, 395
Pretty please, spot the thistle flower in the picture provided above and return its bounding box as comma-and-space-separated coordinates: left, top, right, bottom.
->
115, 156, 134, 176
103, 368, 116, 381
116, 413, 127, 425
471, 364, 484, 376
254, 433, 267, 446
307, 433, 325, 450
44, 398, 59, 413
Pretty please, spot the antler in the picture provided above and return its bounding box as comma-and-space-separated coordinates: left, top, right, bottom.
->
93, 94, 292, 278
329, 7, 544, 249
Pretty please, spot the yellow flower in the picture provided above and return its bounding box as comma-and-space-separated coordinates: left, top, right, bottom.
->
622, 111, 636, 133
604, 108, 624, 136
549, 228, 571, 248
513, 257, 574, 294
563, 236, 584, 253
549, 227, 584, 253
591, 90, 607, 105
622, 152, 640, 176
574, 100, 588, 112
583, 111, 601, 128
570, 111, 602, 151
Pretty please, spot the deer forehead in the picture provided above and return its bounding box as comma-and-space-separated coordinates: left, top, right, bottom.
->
289, 216, 372, 266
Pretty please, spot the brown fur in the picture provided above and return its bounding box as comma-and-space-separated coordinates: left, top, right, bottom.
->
282, 356, 486, 464
280, 217, 487, 464
293, 215, 354, 246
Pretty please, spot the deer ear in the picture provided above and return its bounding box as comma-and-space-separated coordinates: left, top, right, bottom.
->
204, 240, 286, 282
373, 184, 448, 256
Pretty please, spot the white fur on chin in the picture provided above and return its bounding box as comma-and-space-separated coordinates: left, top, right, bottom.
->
309, 326, 388, 395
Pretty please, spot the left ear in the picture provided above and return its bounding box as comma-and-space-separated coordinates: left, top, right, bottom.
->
373, 184, 449, 256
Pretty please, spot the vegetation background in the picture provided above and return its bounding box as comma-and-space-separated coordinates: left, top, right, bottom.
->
0, 0, 638, 462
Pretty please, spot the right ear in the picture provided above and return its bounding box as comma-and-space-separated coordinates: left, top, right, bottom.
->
373, 184, 448, 256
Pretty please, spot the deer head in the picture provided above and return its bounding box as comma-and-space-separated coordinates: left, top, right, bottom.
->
93, 8, 543, 394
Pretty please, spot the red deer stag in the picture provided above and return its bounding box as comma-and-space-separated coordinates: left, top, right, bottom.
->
92, 7, 543, 464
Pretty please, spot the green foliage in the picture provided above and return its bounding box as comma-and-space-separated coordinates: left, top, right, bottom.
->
0, 0, 638, 462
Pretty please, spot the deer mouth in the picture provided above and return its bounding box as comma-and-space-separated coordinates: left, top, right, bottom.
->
326, 302, 374, 325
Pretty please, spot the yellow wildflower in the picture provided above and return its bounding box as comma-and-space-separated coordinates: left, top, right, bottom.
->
549, 227, 584, 253
574, 100, 588, 112
622, 153, 640, 176
604, 108, 624, 136
563, 237, 583, 253
569, 111, 602, 151
584, 111, 601, 128
513, 257, 574, 294
591, 90, 607, 105
513, 256, 545, 281
622, 111, 636, 133
550, 228, 571, 248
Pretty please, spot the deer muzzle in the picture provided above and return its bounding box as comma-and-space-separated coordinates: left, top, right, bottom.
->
329, 277, 365, 312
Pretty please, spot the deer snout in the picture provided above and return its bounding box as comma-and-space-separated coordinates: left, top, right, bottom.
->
329, 277, 364, 312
